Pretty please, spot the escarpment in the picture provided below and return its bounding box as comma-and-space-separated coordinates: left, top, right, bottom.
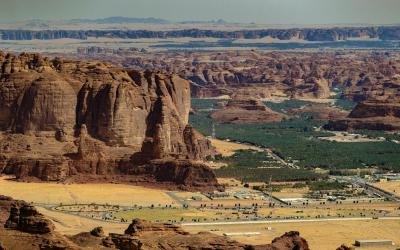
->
0, 51, 218, 191
1, 25, 400, 41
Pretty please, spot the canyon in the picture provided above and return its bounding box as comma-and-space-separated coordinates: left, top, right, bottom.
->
72, 49, 400, 132
74, 50, 400, 101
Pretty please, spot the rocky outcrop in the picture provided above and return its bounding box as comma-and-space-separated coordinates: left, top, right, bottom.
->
336, 244, 355, 250
324, 101, 400, 131
124, 218, 185, 235
5, 204, 55, 234
88, 50, 400, 101
106, 219, 310, 250
0, 52, 217, 191
0, 196, 84, 250
210, 98, 286, 124
290, 104, 349, 121
259, 231, 310, 250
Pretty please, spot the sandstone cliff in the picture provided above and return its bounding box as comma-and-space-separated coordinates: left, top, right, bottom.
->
0, 51, 218, 191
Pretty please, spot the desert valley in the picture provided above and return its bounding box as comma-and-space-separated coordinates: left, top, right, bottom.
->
1, 1, 400, 250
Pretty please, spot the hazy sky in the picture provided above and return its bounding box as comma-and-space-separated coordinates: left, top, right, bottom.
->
1, 0, 400, 25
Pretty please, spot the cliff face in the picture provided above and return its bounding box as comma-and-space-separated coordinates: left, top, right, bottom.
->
1, 26, 400, 41
0, 51, 217, 191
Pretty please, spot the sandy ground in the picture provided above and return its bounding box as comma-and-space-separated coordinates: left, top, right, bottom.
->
232, 36, 313, 44
38, 204, 400, 249
374, 181, 400, 196
209, 138, 262, 157
298, 98, 337, 104
272, 188, 309, 199
0, 176, 175, 206
319, 131, 385, 142
183, 219, 400, 249
36, 206, 127, 235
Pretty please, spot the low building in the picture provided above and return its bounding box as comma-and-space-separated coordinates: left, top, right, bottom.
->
223, 232, 260, 236
355, 240, 394, 247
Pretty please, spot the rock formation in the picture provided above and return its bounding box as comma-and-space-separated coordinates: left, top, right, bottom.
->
324, 101, 400, 131
0, 195, 79, 250
210, 98, 286, 124
336, 244, 355, 250
5, 204, 55, 234
289, 104, 349, 121
76, 50, 400, 102
105, 219, 310, 250
0, 51, 218, 191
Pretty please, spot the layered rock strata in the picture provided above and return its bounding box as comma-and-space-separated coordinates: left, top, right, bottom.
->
0, 52, 218, 191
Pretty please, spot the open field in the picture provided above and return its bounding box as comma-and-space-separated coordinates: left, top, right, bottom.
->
36, 206, 126, 235
209, 138, 262, 157
108, 203, 400, 224
114, 208, 233, 223
182, 219, 400, 249
0, 176, 175, 206
298, 98, 337, 104
373, 181, 400, 196
319, 131, 385, 143
272, 187, 309, 199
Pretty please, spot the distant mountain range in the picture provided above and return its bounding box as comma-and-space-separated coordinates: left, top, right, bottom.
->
0, 16, 231, 26
68, 16, 171, 24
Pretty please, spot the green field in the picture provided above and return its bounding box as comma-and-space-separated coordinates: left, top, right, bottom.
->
114, 208, 210, 223
190, 98, 400, 171
214, 150, 324, 182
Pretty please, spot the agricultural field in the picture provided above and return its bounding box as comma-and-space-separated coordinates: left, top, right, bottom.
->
214, 150, 324, 182
190, 98, 400, 171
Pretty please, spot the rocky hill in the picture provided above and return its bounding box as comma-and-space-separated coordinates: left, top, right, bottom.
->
0, 51, 220, 191
210, 98, 286, 124
324, 101, 400, 131
0, 195, 310, 250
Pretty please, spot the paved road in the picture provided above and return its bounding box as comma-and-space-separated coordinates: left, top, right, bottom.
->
264, 148, 300, 169
226, 139, 300, 169
335, 176, 400, 202
181, 216, 400, 226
